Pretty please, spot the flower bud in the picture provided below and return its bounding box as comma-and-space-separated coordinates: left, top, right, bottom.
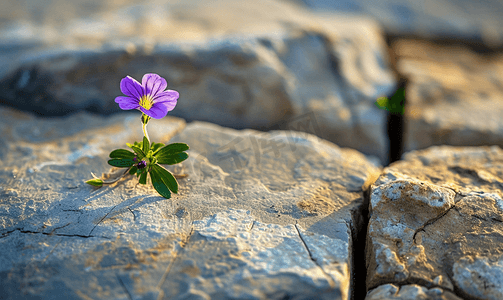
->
137, 160, 147, 169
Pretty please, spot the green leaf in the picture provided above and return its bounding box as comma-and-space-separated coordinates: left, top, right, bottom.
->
375, 88, 405, 115
129, 166, 138, 175
129, 145, 145, 159
388, 87, 405, 115
139, 171, 148, 185
150, 142, 164, 153
375, 97, 389, 109
154, 143, 189, 156
129, 141, 143, 149
109, 149, 135, 159
390, 87, 405, 103
150, 167, 172, 199
86, 178, 103, 187
152, 164, 178, 194
108, 158, 135, 167
156, 152, 189, 165
142, 136, 150, 154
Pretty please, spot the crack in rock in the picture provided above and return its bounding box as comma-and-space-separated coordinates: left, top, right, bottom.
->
412, 204, 457, 244
89, 205, 117, 236
295, 223, 336, 288
1, 228, 108, 239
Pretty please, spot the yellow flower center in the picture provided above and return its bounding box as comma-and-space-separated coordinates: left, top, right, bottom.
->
139, 95, 153, 110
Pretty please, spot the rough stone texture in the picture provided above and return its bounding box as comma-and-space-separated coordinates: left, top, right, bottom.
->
293, 0, 503, 48
0, 0, 396, 163
0, 106, 381, 299
392, 39, 503, 153
366, 145, 503, 299
366, 283, 462, 300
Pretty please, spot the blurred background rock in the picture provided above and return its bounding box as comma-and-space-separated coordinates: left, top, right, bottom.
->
1, 0, 502, 163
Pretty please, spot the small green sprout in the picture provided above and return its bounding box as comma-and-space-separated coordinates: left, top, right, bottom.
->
375, 87, 405, 115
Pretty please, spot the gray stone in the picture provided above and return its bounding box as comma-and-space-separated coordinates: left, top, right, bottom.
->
452, 255, 503, 300
366, 145, 503, 299
0, 0, 396, 163
0, 106, 381, 299
293, 0, 503, 48
366, 283, 462, 300
392, 39, 503, 153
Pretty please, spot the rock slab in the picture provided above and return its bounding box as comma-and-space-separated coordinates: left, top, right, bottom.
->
366, 145, 503, 299
0, 107, 381, 299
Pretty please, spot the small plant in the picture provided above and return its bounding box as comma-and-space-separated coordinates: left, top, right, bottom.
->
86, 73, 189, 199
375, 87, 405, 115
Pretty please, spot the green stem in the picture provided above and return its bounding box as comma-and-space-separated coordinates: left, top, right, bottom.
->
101, 167, 131, 184
142, 122, 150, 142
142, 113, 151, 142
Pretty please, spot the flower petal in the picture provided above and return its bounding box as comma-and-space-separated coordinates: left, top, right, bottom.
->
139, 103, 168, 119
142, 73, 167, 97
153, 90, 179, 111
115, 96, 140, 110
120, 76, 144, 99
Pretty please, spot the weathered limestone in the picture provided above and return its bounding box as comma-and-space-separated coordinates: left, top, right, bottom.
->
0, 107, 381, 299
392, 39, 503, 153
366, 145, 503, 299
0, 0, 396, 163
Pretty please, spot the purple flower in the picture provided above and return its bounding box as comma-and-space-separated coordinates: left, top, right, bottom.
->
137, 160, 147, 169
115, 73, 179, 119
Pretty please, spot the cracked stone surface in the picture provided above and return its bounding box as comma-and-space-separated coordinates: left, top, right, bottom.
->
392, 39, 503, 153
0, 106, 381, 299
366, 145, 503, 299
0, 0, 395, 163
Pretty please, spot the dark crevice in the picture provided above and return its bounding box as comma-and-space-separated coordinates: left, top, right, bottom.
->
350, 34, 409, 299
350, 35, 409, 299
385, 35, 408, 165
0, 229, 16, 239
1, 228, 108, 239
387, 100, 405, 164
20, 230, 99, 239
352, 188, 371, 300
